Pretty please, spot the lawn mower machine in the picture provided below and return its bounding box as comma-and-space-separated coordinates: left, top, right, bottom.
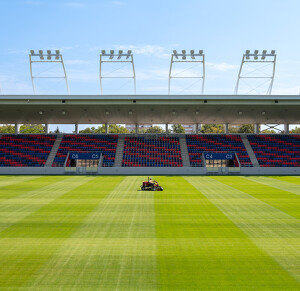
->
140, 177, 163, 191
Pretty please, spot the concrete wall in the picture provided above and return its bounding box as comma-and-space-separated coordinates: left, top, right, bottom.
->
0, 167, 65, 175
239, 167, 300, 175
0, 166, 299, 175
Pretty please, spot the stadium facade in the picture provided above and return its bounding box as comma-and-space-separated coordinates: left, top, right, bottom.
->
0, 94, 299, 176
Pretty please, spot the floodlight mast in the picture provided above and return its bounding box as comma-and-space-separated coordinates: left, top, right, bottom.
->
168, 50, 205, 95
234, 50, 276, 95
29, 50, 70, 95
99, 50, 136, 95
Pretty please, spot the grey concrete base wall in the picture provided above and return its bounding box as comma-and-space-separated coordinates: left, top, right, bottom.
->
239, 167, 300, 175
0, 167, 300, 175
0, 167, 65, 175
97, 167, 207, 175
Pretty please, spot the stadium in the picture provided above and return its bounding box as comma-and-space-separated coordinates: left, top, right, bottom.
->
0, 1, 299, 290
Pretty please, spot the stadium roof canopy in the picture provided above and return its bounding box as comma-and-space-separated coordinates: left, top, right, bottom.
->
0, 95, 299, 124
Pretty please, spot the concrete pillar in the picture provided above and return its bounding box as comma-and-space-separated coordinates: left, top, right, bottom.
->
225, 123, 229, 134
45, 124, 49, 134
196, 124, 199, 134
254, 124, 260, 134
75, 124, 78, 134
105, 124, 108, 134
284, 124, 289, 134
166, 124, 168, 134
15, 124, 19, 134
135, 124, 138, 134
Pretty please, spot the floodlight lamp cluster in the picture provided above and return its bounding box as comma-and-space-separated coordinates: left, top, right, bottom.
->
101, 49, 132, 60
245, 49, 276, 60
173, 50, 204, 60
30, 49, 61, 60
29, 49, 69, 95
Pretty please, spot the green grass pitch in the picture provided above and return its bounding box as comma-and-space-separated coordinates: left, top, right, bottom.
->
0, 175, 299, 290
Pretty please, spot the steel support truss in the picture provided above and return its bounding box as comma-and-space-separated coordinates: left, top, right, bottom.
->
235, 50, 276, 95
261, 124, 283, 133
168, 50, 205, 95
29, 50, 70, 95
100, 50, 136, 95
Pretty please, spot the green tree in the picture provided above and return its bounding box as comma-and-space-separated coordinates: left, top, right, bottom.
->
0, 124, 15, 133
95, 126, 105, 133
79, 124, 129, 134
137, 127, 146, 134
145, 126, 165, 134
19, 124, 45, 134
229, 124, 254, 133
261, 129, 277, 134
290, 126, 300, 133
201, 124, 224, 133
108, 124, 129, 133
79, 127, 97, 134
238, 124, 254, 133
171, 124, 185, 133
228, 126, 239, 134
0, 124, 47, 134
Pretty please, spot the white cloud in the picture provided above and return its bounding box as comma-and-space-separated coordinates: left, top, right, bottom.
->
7, 49, 29, 55
67, 70, 99, 82
7, 46, 76, 56
55, 46, 77, 52
0, 75, 33, 95
115, 45, 169, 58
64, 59, 92, 65
91, 45, 172, 58
136, 68, 169, 81
277, 60, 300, 65
136, 68, 206, 94
140, 85, 168, 93
272, 86, 300, 95
206, 62, 238, 72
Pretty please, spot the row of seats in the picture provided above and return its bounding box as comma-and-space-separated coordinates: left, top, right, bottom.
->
186, 135, 252, 167
0, 134, 299, 168
248, 135, 300, 167
0, 135, 56, 167
53, 134, 118, 167
122, 136, 183, 167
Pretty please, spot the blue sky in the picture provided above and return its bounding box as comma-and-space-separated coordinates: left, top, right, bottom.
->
0, 0, 300, 130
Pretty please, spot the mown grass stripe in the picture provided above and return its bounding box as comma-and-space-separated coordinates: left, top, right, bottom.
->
0, 175, 35, 184
246, 176, 300, 196
25, 176, 157, 290
220, 176, 300, 220
271, 176, 300, 185
0, 176, 98, 288
155, 176, 300, 290
0, 175, 299, 290
0, 176, 67, 201
0, 176, 85, 234
0, 175, 42, 191
186, 176, 300, 285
